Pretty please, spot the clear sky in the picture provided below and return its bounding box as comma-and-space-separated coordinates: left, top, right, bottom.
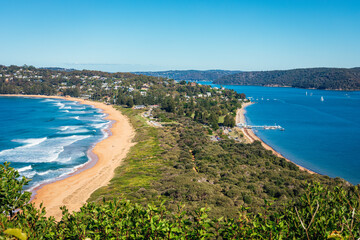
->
0, 0, 359, 72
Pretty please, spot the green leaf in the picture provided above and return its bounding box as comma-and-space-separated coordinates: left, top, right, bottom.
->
4, 228, 27, 240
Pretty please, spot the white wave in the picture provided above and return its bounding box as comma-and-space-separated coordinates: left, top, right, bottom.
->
68, 110, 93, 114
26, 157, 93, 191
28, 162, 88, 191
57, 125, 92, 134
41, 99, 56, 102
72, 116, 80, 120
100, 128, 110, 140
0, 137, 48, 156
17, 165, 32, 172
54, 102, 65, 109
71, 152, 85, 160
91, 122, 109, 129
63, 106, 72, 109
12, 137, 48, 148
58, 126, 70, 131
0, 135, 91, 163
23, 171, 36, 179
62, 110, 70, 113
36, 169, 64, 176
71, 107, 86, 110
36, 170, 53, 176
91, 119, 103, 122
27, 174, 66, 192
58, 161, 89, 178
58, 125, 83, 131
60, 128, 90, 134
59, 157, 72, 162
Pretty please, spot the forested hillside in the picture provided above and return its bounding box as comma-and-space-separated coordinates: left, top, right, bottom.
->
214, 67, 360, 90
135, 70, 241, 81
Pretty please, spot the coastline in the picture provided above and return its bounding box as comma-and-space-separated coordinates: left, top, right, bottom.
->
0, 94, 135, 220
212, 83, 360, 91
236, 101, 315, 174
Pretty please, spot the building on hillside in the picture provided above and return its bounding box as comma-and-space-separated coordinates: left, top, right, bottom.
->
133, 105, 146, 110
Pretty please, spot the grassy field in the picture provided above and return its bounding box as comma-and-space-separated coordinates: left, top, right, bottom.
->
88, 107, 165, 203
218, 115, 225, 123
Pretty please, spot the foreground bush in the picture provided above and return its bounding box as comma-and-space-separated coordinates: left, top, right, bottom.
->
1, 163, 360, 239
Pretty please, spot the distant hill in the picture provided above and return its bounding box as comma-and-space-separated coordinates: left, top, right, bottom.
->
214, 67, 360, 90
134, 70, 242, 81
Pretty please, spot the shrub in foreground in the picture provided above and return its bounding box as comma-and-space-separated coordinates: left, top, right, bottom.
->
1, 163, 360, 239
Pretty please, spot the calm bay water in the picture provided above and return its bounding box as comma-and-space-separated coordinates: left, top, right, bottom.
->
201, 82, 360, 184
0, 97, 110, 190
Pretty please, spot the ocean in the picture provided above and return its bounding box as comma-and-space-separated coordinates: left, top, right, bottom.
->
0, 97, 110, 190
200, 82, 360, 184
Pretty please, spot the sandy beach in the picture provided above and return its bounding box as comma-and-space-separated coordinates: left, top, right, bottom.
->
1, 94, 135, 220
236, 101, 315, 174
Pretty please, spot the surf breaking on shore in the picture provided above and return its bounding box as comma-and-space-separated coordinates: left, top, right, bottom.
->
1, 94, 135, 220
236, 101, 315, 175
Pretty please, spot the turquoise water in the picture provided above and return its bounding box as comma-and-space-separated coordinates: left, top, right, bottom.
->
200, 82, 360, 184
0, 97, 110, 190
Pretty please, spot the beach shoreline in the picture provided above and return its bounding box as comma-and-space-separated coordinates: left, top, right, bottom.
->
236, 101, 315, 174
0, 94, 135, 220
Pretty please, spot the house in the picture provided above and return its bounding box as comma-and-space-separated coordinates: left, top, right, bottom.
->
190, 82, 197, 87
133, 105, 146, 110
141, 87, 149, 91
81, 94, 91, 100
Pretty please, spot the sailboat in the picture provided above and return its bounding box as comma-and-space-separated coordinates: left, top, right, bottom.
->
306, 91, 308, 96
320, 96, 324, 102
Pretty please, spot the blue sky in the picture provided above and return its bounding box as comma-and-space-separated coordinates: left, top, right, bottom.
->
0, 0, 359, 72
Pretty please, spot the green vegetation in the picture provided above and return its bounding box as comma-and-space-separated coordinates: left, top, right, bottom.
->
1, 163, 360, 239
89, 107, 165, 204
0, 163, 31, 218
90, 107, 347, 219
214, 67, 360, 90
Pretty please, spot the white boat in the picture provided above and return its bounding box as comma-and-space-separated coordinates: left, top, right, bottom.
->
321, 96, 324, 102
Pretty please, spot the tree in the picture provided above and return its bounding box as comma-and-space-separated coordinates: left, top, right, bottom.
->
163, 97, 176, 113
209, 112, 219, 130
0, 162, 31, 217
223, 114, 235, 128
126, 98, 134, 108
